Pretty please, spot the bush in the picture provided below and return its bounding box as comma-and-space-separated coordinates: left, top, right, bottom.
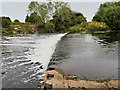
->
69, 24, 86, 32
17, 30, 22, 33
81, 27, 86, 31
27, 29, 34, 34
86, 22, 109, 33
2, 30, 13, 36
8, 30, 13, 35
2, 30, 6, 34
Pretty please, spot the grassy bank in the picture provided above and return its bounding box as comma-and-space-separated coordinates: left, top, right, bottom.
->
1, 22, 36, 36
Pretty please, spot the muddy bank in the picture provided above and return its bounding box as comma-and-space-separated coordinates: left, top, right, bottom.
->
39, 69, 119, 89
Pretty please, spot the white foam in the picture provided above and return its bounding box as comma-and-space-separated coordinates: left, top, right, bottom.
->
29, 33, 67, 71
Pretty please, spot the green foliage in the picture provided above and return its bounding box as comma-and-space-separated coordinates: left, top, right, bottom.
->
37, 22, 45, 33
45, 21, 55, 33
69, 24, 86, 33
2, 17, 11, 28
27, 29, 34, 34
27, 1, 87, 33
2, 30, 6, 34
92, 1, 120, 30
23, 23, 30, 31
2, 30, 13, 36
2, 17, 11, 22
75, 12, 87, 24
8, 30, 13, 35
92, 31, 120, 43
17, 30, 22, 33
52, 11, 86, 32
86, 22, 109, 33
28, 1, 49, 23
37, 21, 55, 33
14, 19, 20, 22
25, 12, 40, 23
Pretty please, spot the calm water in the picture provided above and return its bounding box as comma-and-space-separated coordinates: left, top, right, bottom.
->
49, 33, 119, 80
1, 34, 66, 88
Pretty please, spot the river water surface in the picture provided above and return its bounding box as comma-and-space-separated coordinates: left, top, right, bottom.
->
50, 33, 118, 80
1, 33, 119, 88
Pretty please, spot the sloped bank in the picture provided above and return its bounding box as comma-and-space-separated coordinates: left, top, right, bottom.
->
39, 68, 119, 89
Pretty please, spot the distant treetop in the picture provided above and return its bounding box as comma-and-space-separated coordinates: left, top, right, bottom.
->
14, 19, 20, 22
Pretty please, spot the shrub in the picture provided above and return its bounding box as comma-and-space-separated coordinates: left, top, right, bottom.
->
17, 30, 22, 33
81, 27, 86, 31
8, 30, 13, 35
27, 29, 34, 34
2, 30, 13, 36
86, 22, 109, 33
2, 30, 6, 34
69, 24, 86, 33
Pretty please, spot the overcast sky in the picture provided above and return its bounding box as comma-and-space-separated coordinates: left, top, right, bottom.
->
1, 0, 114, 22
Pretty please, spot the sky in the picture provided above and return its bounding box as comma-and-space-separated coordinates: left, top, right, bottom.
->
0, 0, 114, 22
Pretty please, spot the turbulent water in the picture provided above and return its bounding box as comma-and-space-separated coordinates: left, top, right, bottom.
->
50, 33, 118, 80
1, 33, 66, 88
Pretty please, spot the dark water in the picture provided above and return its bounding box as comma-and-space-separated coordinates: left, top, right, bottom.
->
49, 32, 119, 80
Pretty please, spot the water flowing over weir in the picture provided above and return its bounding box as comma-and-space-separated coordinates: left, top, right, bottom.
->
1, 33, 67, 88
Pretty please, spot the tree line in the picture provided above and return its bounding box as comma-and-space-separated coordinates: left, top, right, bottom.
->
25, 1, 86, 33
92, 1, 120, 30
1, 1, 120, 35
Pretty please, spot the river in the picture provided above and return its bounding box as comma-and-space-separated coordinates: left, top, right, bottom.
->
1, 32, 119, 88
1, 33, 66, 88
49, 33, 118, 80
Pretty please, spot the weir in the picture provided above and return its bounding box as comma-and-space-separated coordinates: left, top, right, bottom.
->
1, 33, 67, 88
29, 33, 67, 75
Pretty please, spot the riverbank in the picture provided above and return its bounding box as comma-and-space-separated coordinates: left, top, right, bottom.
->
39, 68, 119, 89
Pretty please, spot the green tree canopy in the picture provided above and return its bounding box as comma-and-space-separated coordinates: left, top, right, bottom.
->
25, 12, 40, 23
74, 12, 87, 24
1, 16, 11, 28
26, 0, 87, 33
14, 19, 20, 22
92, 1, 120, 30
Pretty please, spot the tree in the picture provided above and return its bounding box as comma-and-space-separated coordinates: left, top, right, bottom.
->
27, 1, 70, 23
14, 19, 20, 22
2, 17, 11, 28
74, 12, 87, 24
45, 21, 55, 33
25, 12, 40, 23
27, 0, 87, 33
92, 1, 120, 30
52, 5, 74, 32
28, 1, 49, 24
